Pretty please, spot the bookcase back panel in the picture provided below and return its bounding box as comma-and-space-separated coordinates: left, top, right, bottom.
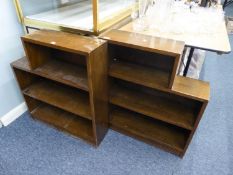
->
23, 41, 87, 70
23, 42, 51, 69
51, 49, 86, 67
109, 44, 174, 72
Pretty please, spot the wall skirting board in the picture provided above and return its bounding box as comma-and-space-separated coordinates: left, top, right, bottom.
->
0, 102, 27, 127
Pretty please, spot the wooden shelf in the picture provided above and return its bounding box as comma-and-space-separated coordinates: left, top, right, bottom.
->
110, 85, 196, 130
108, 60, 210, 102
109, 61, 169, 90
23, 81, 92, 120
11, 58, 210, 102
110, 108, 189, 154
172, 76, 210, 102
11, 57, 88, 91
11, 57, 31, 72
34, 59, 88, 91
32, 104, 94, 144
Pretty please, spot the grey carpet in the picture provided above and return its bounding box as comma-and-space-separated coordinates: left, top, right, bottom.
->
1, 7, 233, 175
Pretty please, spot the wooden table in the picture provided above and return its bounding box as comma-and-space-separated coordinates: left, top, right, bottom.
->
120, 6, 231, 76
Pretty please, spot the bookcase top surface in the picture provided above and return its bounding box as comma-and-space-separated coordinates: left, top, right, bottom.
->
21, 30, 106, 55
101, 29, 185, 56
173, 76, 210, 102
11, 56, 27, 67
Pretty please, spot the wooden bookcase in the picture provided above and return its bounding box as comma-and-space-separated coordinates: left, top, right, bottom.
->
11, 30, 109, 146
11, 29, 210, 157
102, 30, 210, 157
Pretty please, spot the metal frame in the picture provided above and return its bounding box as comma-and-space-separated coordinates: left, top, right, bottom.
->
13, 0, 24, 23
183, 47, 195, 77
13, 0, 135, 35
25, 26, 40, 34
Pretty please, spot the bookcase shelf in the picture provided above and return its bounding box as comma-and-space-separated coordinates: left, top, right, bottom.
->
110, 107, 189, 154
12, 57, 88, 91
103, 29, 210, 157
110, 84, 197, 130
109, 61, 169, 91
34, 59, 89, 91
12, 30, 109, 146
23, 80, 92, 120
32, 104, 94, 144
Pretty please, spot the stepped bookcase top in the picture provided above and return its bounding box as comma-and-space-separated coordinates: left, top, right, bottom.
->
101, 29, 185, 56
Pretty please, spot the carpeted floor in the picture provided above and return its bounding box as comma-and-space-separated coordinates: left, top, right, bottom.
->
1, 6, 233, 175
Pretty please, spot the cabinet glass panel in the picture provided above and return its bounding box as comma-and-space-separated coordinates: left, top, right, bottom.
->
98, 0, 135, 30
14, 0, 136, 34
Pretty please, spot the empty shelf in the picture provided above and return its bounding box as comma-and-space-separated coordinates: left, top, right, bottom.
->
110, 108, 189, 154
34, 60, 88, 91
32, 104, 94, 143
110, 85, 196, 130
172, 76, 210, 102
11, 57, 89, 91
23, 81, 92, 120
109, 61, 170, 90
11, 57, 31, 72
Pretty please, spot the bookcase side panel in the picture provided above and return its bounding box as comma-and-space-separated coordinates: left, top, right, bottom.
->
87, 42, 109, 145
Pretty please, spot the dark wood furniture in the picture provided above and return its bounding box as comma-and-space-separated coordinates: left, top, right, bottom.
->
12, 29, 210, 158
11, 30, 109, 146
102, 30, 210, 157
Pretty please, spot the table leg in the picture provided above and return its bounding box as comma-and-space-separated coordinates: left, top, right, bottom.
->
183, 47, 195, 77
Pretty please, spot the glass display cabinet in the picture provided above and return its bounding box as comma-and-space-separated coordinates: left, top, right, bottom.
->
14, 0, 136, 34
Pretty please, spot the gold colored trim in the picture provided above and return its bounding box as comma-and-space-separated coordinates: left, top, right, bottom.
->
92, 0, 99, 34
13, 0, 24, 23
24, 18, 62, 31
24, 18, 94, 35
98, 4, 135, 32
